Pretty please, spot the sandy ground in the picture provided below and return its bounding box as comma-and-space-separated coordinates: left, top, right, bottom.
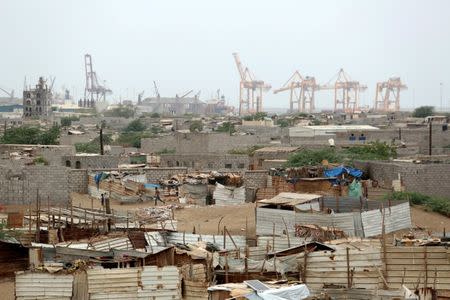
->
0, 279, 14, 300
5, 192, 449, 236
1, 193, 448, 299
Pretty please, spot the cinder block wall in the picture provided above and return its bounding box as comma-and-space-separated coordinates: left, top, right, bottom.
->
145, 167, 188, 183
68, 169, 88, 194
159, 153, 250, 172
355, 160, 450, 198
244, 170, 268, 189
61, 155, 120, 169
0, 165, 71, 205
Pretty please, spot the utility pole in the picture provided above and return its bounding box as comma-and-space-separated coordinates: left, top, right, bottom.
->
99, 128, 104, 155
428, 119, 432, 156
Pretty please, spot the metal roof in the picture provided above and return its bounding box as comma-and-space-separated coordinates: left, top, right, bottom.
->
258, 192, 322, 206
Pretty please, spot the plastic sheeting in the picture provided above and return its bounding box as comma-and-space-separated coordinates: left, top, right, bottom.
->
348, 179, 362, 197
246, 285, 310, 300
323, 166, 363, 178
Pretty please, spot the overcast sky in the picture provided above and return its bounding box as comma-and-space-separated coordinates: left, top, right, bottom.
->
1, 0, 449, 111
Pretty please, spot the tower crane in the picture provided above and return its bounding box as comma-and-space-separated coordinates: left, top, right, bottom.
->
319, 69, 367, 113
232, 53, 271, 115
273, 71, 318, 113
374, 77, 407, 112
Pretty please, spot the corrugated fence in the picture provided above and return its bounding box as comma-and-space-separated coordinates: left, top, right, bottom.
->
257, 202, 411, 238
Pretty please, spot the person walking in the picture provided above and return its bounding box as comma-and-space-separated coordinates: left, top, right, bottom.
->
154, 187, 165, 206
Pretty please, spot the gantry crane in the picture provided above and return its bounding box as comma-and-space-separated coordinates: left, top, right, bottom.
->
320, 69, 367, 113
273, 71, 318, 113
374, 77, 407, 112
84, 54, 112, 107
232, 53, 271, 115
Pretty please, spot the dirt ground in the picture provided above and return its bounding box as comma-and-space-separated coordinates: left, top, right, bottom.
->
0, 279, 15, 300
4, 192, 449, 237
70, 192, 256, 236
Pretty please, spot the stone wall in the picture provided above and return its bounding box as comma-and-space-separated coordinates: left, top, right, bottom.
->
61, 155, 120, 169
354, 160, 450, 197
145, 167, 188, 183
159, 153, 250, 172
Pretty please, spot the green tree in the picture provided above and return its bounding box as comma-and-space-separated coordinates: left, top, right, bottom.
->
124, 119, 146, 132
189, 121, 203, 132
115, 132, 151, 148
75, 134, 112, 153
277, 119, 290, 128
1, 125, 60, 145
243, 112, 268, 121
60, 116, 80, 127
216, 122, 235, 133
412, 106, 434, 118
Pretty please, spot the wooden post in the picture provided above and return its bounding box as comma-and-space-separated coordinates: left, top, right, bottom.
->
47, 196, 50, 229
58, 206, 62, 229
303, 249, 308, 283
424, 245, 428, 289
381, 204, 388, 289
346, 247, 351, 288
224, 252, 229, 283
245, 245, 249, 278
282, 217, 290, 248
70, 199, 73, 225
223, 226, 226, 250
225, 227, 238, 251
272, 222, 275, 251
28, 201, 32, 233
35, 189, 40, 242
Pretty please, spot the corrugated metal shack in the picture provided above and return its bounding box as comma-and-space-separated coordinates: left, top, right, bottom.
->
256, 193, 412, 238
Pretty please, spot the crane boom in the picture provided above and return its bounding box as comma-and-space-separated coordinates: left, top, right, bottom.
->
232, 52, 246, 80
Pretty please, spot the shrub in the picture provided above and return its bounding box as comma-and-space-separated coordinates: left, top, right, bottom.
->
386, 191, 450, 217
189, 121, 203, 132
124, 119, 146, 132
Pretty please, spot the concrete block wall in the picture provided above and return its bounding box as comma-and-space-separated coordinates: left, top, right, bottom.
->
68, 169, 88, 194
354, 160, 450, 198
61, 155, 120, 169
141, 132, 272, 154
159, 153, 250, 172
0, 144, 76, 166
244, 170, 269, 189
0, 165, 71, 205
145, 167, 188, 183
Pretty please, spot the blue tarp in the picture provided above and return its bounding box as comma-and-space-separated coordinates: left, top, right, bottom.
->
323, 166, 363, 178
144, 183, 161, 189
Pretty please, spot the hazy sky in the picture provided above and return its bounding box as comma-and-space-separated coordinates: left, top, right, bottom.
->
1, 0, 449, 110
